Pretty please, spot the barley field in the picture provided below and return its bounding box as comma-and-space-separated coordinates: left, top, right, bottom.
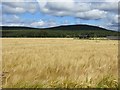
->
2, 38, 118, 88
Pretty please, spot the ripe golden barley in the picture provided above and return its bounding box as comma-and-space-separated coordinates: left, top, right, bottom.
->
2, 38, 118, 88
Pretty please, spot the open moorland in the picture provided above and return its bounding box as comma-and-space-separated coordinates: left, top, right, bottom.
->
2, 38, 118, 88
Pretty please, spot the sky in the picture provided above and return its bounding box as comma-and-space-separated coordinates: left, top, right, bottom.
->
1, 0, 120, 31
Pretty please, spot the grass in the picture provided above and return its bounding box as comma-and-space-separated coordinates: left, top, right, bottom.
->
2, 38, 118, 88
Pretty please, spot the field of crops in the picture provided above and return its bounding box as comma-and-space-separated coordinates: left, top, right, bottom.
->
2, 38, 118, 88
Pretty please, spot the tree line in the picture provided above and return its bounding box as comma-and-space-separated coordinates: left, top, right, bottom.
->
2, 29, 119, 38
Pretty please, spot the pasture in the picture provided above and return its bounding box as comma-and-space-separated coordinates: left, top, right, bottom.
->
2, 38, 118, 88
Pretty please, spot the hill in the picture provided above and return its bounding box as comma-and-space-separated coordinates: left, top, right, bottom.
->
44, 24, 108, 31
1, 24, 110, 31
1, 24, 119, 37
1, 26, 39, 30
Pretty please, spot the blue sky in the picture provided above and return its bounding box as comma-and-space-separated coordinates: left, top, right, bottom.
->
1, 0, 119, 31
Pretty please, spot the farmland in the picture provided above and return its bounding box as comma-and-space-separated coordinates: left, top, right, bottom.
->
2, 38, 118, 88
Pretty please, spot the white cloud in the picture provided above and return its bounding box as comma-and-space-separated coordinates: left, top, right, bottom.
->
75, 9, 107, 20
2, 0, 118, 20
31, 20, 45, 27
99, 14, 119, 30
13, 15, 19, 20
112, 15, 118, 24
74, 3, 91, 12
2, 4, 26, 14
92, 2, 118, 13
46, 0, 74, 11
63, 20, 69, 25
37, 0, 91, 17
1, 0, 36, 2
46, 19, 57, 27
1, 0, 119, 30
38, 0, 117, 20
2, 1, 38, 14
37, 0, 119, 2
2, 15, 21, 23
104, 0, 119, 2
30, 19, 57, 28
2, 23, 25, 26
106, 14, 119, 25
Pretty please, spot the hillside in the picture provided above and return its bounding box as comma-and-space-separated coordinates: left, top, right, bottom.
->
1, 26, 39, 30
1, 24, 110, 31
1, 24, 119, 37
44, 24, 108, 31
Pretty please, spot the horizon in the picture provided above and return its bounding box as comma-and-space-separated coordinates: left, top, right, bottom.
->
1, 0, 119, 31
0, 24, 114, 31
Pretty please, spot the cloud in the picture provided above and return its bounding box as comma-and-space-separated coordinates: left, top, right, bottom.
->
99, 14, 119, 30
37, 0, 118, 30
2, 0, 118, 20
46, 19, 57, 27
30, 19, 57, 28
2, 5, 26, 14
2, 15, 21, 23
105, 23, 118, 31
31, 20, 45, 27
1, 0, 36, 2
2, 1, 38, 14
75, 0, 119, 2
38, 0, 91, 15
46, 0, 75, 11
63, 20, 69, 25
75, 9, 107, 20
1, 0, 119, 30
107, 14, 119, 24
111, 15, 119, 24
38, 1, 117, 20
92, 2, 118, 13
108, 15, 119, 30
104, 0, 119, 2
2, 23, 25, 26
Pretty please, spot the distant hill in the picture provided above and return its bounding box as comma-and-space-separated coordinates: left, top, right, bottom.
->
1, 26, 39, 30
43, 24, 109, 31
1, 24, 110, 31
1, 24, 119, 37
